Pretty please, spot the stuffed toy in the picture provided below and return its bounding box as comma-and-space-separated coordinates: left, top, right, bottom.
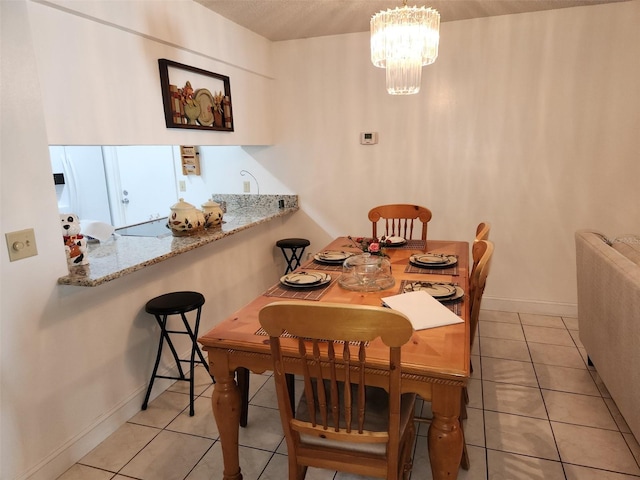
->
60, 213, 89, 266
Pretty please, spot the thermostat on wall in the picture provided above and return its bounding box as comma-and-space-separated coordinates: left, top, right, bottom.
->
360, 132, 378, 145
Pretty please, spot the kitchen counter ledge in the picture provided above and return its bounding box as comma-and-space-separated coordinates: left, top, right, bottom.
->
58, 196, 298, 287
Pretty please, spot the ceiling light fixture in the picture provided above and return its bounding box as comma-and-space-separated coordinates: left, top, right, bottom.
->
370, 1, 440, 95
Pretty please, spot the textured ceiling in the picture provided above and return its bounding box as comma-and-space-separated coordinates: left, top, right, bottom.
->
195, 0, 628, 41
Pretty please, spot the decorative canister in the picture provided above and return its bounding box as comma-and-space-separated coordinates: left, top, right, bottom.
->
167, 198, 204, 236
201, 198, 224, 228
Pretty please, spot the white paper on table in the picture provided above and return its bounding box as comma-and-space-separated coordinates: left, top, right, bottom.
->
381, 290, 464, 331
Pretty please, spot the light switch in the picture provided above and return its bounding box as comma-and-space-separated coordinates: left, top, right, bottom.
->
6, 228, 38, 262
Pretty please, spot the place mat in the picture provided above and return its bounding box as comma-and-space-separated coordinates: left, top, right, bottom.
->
404, 255, 459, 276
385, 239, 426, 250
254, 327, 367, 346
398, 280, 463, 316
263, 275, 339, 301
306, 260, 344, 271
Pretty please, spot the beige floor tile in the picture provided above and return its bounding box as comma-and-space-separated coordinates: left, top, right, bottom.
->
467, 378, 483, 409
590, 370, 612, 398
79, 422, 159, 472
542, 390, 617, 430
119, 430, 213, 480
534, 364, 600, 396
486, 450, 565, 479
56, 464, 116, 480
463, 407, 485, 448
478, 321, 525, 341
128, 390, 191, 429
552, 422, 640, 475
482, 381, 547, 419
479, 337, 530, 362
238, 405, 284, 451
167, 364, 214, 396
624, 432, 640, 465
484, 411, 559, 460
165, 396, 220, 439
562, 316, 579, 330
569, 329, 585, 349
519, 313, 565, 329
529, 343, 586, 369
564, 464, 640, 480
479, 310, 520, 324
262, 452, 335, 480
605, 398, 632, 433
481, 357, 538, 388
410, 434, 487, 480
522, 325, 575, 346
186, 441, 273, 480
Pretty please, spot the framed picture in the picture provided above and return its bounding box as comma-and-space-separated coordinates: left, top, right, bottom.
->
158, 59, 234, 131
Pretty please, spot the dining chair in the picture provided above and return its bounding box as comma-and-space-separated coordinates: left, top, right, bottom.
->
475, 222, 491, 242
368, 204, 432, 241
259, 301, 417, 480
469, 239, 494, 352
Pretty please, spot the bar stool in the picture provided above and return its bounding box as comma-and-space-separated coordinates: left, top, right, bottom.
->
142, 291, 210, 416
276, 238, 310, 274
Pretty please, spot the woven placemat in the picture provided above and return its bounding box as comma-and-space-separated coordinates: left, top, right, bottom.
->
385, 239, 426, 250
306, 260, 344, 271
264, 275, 339, 301
404, 255, 459, 276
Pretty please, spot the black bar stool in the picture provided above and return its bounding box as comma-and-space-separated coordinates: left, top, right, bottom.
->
276, 238, 311, 274
142, 291, 210, 416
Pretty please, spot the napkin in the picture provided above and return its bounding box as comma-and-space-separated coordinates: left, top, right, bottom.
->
382, 290, 464, 331
80, 220, 115, 242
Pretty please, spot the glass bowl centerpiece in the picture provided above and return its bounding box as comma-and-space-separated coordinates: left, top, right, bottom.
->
338, 237, 395, 291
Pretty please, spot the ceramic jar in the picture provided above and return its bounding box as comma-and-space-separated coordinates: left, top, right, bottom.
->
201, 198, 224, 228
167, 198, 204, 236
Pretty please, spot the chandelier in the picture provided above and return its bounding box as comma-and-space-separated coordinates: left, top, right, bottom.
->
370, 1, 440, 95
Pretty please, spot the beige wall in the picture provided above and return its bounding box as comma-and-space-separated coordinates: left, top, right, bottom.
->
264, 0, 640, 314
2, 0, 639, 479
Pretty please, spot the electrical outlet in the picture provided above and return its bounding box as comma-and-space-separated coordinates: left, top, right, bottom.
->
6, 228, 38, 262
179, 180, 186, 192
243, 181, 251, 193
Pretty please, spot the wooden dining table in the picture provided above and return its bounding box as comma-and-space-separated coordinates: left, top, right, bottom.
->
198, 236, 470, 480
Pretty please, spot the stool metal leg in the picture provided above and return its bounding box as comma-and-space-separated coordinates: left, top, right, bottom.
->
281, 246, 308, 274
142, 314, 173, 410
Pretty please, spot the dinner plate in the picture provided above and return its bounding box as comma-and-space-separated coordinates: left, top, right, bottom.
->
195, 89, 215, 126
409, 253, 458, 268
280, 272, 331, 288
402, 281, 457, 298
314, 251, 354, 264
384, 236, 406, 246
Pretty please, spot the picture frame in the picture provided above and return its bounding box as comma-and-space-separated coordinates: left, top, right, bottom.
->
158, 59, 234, 131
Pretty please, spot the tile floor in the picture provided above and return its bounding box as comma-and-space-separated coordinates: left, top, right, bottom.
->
57, 310, 640, 480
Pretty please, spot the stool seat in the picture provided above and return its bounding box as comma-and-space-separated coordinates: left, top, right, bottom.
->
277, 238, 311, 274
146, 291, 205, 316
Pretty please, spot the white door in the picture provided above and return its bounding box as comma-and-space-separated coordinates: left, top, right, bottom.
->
103, 146, 179, 227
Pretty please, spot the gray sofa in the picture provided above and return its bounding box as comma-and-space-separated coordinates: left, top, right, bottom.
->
575, 230, 640, 442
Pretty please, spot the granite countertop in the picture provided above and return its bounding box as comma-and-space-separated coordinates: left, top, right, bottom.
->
58, 195, 298, 287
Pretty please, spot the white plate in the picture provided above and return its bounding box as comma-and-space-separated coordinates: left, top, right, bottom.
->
403, 281, 457, 298
281, 272, 331, 288
314, 251, 354, 263
410, 253, 457, 268
385, 236, 406, 246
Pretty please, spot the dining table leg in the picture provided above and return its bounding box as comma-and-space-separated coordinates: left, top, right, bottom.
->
428, 383, 464, 480
209, 350, 243, 480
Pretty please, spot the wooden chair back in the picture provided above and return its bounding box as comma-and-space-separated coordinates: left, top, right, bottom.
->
368, 204, 432, 241
469, 240, 494, 349
259, 301, 416, 480
475, 222, 491, 242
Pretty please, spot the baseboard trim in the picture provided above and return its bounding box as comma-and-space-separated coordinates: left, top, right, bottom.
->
482, 295, 578, 317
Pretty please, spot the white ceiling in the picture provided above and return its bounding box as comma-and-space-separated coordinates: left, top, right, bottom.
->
195, 0, 628, 41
